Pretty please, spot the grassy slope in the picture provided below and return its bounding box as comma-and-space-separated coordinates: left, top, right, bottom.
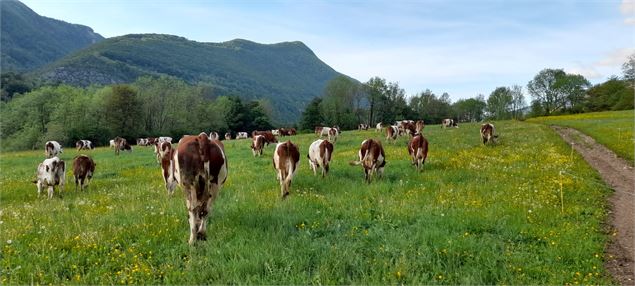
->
528, 110, 634, 163
0, 121, 612, 284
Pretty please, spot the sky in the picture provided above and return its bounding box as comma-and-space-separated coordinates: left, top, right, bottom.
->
21, 0, 635, 102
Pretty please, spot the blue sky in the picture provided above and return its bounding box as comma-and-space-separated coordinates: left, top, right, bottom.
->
22, 0, 635, 102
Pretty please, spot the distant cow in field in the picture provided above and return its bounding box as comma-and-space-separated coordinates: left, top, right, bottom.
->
319, 126, 331, 137
307, 139, 333, 177
236, 132, 249, 139
386, 126, 399, 142
358, 124, 369, 130
155, 141, 172, 164
75, 140, 94, 151
376, 122, 383, 132
34, 156, 65, 199
273, 141, 300, 199
408, 134, 429, 171
147, 137, 158, 145
415, 120, 425, 134
208, 132, 220, 141
224, 132, 232, 140
328, 128, 339, 143
72, 155, 95, 191
480, 123, 498, 144
288, 128, 297, 135
315, 126, 323, 136
349, 139, 386, 183
442, 118, 458, 128
109, 140, 116, 148
45, 141, 63, 158
278, 128, 290, 136
252, 130, 277, 145
158, 136, 172, 144
272, 129, 280, 136
136, 138, 148, 146
157, 141, 177, 195
173, 133, 228, 244
114, 137, 132, 155
251, 135, 265, 157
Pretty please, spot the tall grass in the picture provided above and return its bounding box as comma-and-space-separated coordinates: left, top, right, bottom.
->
0, 121, 612, 284
528, 110, 634, 163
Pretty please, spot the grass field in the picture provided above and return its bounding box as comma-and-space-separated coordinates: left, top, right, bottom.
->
528, 110, 634, 163
0, 121, 613, 284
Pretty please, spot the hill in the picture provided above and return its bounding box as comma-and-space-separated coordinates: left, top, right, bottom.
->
34, 34, 347, 123
0, 0, 104, 71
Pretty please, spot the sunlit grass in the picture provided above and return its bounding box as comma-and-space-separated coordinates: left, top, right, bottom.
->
528, 110, 634, 163
0, 121, 613, 284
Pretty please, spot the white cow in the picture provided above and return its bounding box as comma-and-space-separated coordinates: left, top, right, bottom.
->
34, 157, 66, 199
376, 122, 383, 132
45, 141, 63, 158
236, 132, 249, 139
158, 136, 173, 143
307, 139, 334, 177
109, 139, 116, 148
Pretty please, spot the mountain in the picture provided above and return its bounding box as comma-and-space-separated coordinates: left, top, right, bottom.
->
35, 34, 346, 122
0, 0, 104, 71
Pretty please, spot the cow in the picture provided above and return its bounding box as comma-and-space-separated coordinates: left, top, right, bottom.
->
408, 134, 429, 171
251, 135, 265, 157
147, 137, 158, 145
328, 128, 339, 143
442, 119, 458, 128
319, 127, 331, 137
236, 132, 249, 139
34, 156, 65, 199
315, 126, 323, 136
75, 140, 94, 151
358, 124, 369, 130
158, 136, 173, 144
480, 123, 498, 144
72, 155, 95, 191
402, 121, 416, 136
155, 141, 172, 164
157, 141, 177, 195
136, 138, 149, 146
272, 129, 280, 136
288, 128, 297, 136
109, 139, 116, 148
252, 131, 277, 145
224, 132, 232, 140
114, 137, 132, 155
349, 139, 386, 183
273, 141, 300, 198
172, 133, 228, 244
45, 141, 63, 158
386, 125, 399, 142
278, 128, 290, 136
208, 132, 220, 141
307, 139, 333, 177
415, 120, 425, 134
376, 122, 383, 132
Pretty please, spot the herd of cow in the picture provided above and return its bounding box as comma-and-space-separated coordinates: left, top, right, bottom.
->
32, 121, 497, 244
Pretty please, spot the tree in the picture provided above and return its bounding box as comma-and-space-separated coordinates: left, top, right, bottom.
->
453, 97, 486, 122
527, 69, 590, 116
486, 87, 513, 120
623, 53, 635, 84
1, 72, 33, 101
365, 77, 387, 125
320, 76, 360, 129
585, 77, 634, 111
102, 85, 142, 139
409, 89, 453, 124
510, 85, 526, 119
300, 97, 323, 131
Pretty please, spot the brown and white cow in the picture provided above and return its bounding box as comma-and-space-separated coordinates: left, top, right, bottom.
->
376, 122, 383, 132
252, 130, 277, 145
251, 135, 265, 157
442, 118, 458, 128
224, 132, 232, 140
34, 157, 65, 199
45, 141, 63, 158
72, 155, 95, 191
358, 124, 369, 130
114, 137, 132, 155
278, 128, 290, 136
349, 139, 386, 183
315, 126, 323, 136
307, 139, 333, 177
75, 140, 94, 151
136, 138, 148, 146
328, 128, 339, 143
109, 139, 116, 148
236, 132, 249, 139
158, 141, 177, 195
386, 125, 399, 142
273, 141, 300, 198
319, 126, 331, 137
172, 133, 228, 244
288, 128, 297, 136
480, 123, 498, 144
415, 120, 425, 134
147, 137, 158, 145
408, 134, 429, 171
154, 141, 172, 164
208, 132, 220, 141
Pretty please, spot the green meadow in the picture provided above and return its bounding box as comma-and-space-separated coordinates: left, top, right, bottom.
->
528, 110, 634, 163
0, 121, 613, 284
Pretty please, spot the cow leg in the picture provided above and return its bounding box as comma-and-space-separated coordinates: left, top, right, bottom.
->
74, 176, 79, 192
47, 186, 54, 199
309, 160, 317, 176
37, 181, 43, 196
198, 183, 218, 240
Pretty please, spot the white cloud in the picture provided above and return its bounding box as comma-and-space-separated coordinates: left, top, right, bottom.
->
595, 48, 635, 66
566, 66, 602, 79
621, 0, 635, 25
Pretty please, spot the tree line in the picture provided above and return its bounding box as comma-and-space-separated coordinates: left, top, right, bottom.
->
300, 55, 634, 131
0, 76, 274, 151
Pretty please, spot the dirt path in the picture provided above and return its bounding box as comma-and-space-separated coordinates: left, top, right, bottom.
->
552, 126, 634, 285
